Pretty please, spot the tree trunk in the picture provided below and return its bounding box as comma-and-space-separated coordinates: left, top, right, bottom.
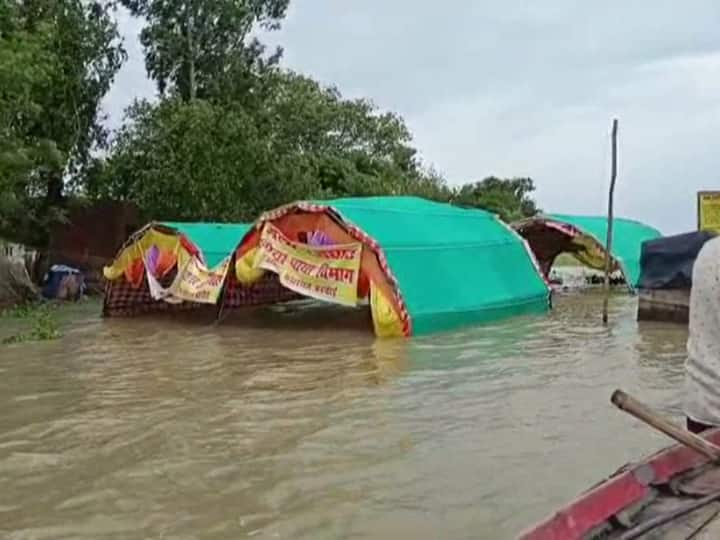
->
46, 170, 63, 207
186, 3, 196, 101
34, 169, 65, 284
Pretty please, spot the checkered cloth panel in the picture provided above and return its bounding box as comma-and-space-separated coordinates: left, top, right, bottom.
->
102, 269, 199, 316
103, 268, 300, 317
221, 272, 300, 308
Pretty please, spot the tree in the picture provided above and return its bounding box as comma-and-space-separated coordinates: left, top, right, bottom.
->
95, 70, 450, 221
93, 98, 320, 221
0, 1, 55, 232
120, 0, 289, 100
0, 0, 124, 246
108, 1, 452, 222
451, 177, 540, 222
253, 71, 449, 200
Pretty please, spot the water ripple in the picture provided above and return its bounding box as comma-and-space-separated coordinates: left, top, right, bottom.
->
0, 293, 688, 539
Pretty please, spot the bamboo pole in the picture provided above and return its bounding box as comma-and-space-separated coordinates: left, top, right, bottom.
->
612, 388, 720, 538
611, 389, 720, 462
602, 119, 619, 324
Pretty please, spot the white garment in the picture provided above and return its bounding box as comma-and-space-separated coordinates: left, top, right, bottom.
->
145, 255, 184, 304
685, 236, 720, 425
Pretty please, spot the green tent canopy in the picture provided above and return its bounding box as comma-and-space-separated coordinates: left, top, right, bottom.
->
105, 199, 550, 336
161, 222, 251, 267
547, 214, 662, 288
311, 197, 551, 335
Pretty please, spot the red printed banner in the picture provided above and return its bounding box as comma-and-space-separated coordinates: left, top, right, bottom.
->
254, 223, 362, 306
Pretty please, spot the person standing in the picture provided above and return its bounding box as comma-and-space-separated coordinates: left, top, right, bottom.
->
685, 235, 720, 433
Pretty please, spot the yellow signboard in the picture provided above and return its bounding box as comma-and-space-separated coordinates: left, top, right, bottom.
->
254, 223, 362, 307
698, 191, 720, 232
171, 256, 230, 304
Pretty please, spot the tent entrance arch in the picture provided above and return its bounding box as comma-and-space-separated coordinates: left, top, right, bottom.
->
228, 202, 410, 338
513, 215, 662, 290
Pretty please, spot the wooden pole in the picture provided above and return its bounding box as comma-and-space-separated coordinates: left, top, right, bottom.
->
611, 389, 720, 462
602, 119, 619, 324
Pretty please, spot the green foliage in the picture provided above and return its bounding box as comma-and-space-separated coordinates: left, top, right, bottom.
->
28, 306, 60, 340
1, 302, 61, 344
0, 0, 125, 245
258, 71, 449, 201
120, 0, 289, 100
2, 0, 541, 246
93, 97, 316, 221
96, 71, 452, 221
1, 302, 38, 319
451, 177, 540, 222
0, 2, 55, 232
93, 1, 455, 221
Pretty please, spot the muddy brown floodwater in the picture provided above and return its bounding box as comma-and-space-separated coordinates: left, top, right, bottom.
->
0, 292, 688, 539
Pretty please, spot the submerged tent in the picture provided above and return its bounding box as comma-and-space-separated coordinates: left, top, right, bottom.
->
231, 197, 551, 336
102, 221, 261, 315
103, 197, 551, 336
513, 214, 662, 289
162, 222, 252, 267
638, 231, 716, 290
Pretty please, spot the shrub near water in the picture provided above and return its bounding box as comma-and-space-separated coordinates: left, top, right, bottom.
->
1, 303, 61, 344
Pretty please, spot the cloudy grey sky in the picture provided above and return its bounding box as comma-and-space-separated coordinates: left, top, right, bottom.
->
104, 1, 720, 234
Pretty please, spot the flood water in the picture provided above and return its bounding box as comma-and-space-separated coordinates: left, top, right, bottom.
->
0, 292, 689, 539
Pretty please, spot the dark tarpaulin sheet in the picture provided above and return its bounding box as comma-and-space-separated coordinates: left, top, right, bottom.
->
638, 231, 716, 290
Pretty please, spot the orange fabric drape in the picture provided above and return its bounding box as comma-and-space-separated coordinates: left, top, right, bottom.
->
124, 258, 145, 288
154, 250, 178, 278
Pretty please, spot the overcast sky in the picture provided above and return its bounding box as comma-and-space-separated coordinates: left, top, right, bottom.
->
103, 1, 720, 234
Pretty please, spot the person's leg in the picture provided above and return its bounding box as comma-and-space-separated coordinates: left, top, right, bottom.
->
687, 416, 714, 434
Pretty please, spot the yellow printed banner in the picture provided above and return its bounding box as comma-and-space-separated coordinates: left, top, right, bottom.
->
171, 256, 230, 304
254, 223, 362, 307
698, 191, 720, 233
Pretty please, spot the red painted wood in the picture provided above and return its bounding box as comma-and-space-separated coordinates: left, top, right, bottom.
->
518, 429, 720, 539
517, 472, 647, 540
650, 429, 720, 482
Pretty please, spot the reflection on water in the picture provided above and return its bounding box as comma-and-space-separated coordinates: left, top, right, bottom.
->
0, 292, 688, 539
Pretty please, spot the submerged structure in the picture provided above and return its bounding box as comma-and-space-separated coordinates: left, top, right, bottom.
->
103, 197, 551, 337
636, 231, 715, 323
232, 197, 551, 336
513, 214, 662, 289
102, 221, 292, 316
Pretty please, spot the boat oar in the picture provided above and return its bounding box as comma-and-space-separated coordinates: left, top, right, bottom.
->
611, 390, 720, 539
611, 389, 720, 462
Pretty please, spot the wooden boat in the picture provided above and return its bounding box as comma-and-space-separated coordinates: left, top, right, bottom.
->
519, 392, 720, 539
